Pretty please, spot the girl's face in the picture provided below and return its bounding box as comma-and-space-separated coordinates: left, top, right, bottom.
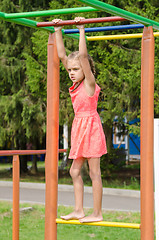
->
67, 59, 84, 83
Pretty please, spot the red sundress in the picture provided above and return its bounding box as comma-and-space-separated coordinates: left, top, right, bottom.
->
68, 80, 107, 159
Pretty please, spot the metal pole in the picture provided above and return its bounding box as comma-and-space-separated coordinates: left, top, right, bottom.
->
63, 124, 68, 164
154, 119, 159, 240
37, 16, 126, 27
3, 7, 98, 19
140, 26, 154, 240
45, 33, 59, 240
0, 12, 55, 32
86, 32, 159, 41
56, 219, 140, 229
78, 0, 159, 30
0, 149, 66, 156
64, 24, 144, 34
0, 12, 79, 40
12, 155, 20, 240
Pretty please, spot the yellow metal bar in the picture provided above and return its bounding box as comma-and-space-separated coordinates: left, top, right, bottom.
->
87, 32, 159, 41
56, 219, 140, 229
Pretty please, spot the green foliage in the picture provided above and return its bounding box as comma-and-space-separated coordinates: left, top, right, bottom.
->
95, 40, 141, 123
0, 92, 25, 148
0, 0, 50, 149
24, 53, 46, 97
100, 148, 126, 178
0, 0, 159, 157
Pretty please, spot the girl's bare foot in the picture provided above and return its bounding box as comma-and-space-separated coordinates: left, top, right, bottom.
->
79, 213, 103, 223
61, 211, 85, 220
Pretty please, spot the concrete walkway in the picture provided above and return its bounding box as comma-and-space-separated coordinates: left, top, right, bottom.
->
0, 181, 140, 212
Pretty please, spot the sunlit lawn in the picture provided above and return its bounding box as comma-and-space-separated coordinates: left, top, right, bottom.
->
0, 161, 140, 190
0, 201, 141, 240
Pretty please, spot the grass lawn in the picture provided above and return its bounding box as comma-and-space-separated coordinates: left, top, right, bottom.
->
0, 161, 140, 190
0, 201, 141, 240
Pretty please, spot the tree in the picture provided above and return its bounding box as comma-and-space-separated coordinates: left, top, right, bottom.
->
0, 0, 51, 173
1, 0, 159, 171
22, 0, 159, 156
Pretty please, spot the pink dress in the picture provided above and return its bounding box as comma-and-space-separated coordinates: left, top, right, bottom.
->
68, 81, 107, 159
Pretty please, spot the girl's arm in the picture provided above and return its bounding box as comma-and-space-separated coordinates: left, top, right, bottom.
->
52, 19, 68, 71
76, 18, 95, 88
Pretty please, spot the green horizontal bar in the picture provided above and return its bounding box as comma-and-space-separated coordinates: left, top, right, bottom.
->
0, 11, 79, 40
0, 12, 55, 32
78, 0, 159, 30
0, 12, 5, 18
3, 7, 98, 19
64, 33, 80, 40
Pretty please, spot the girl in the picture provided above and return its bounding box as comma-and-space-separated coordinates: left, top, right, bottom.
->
53, 17, 107, 223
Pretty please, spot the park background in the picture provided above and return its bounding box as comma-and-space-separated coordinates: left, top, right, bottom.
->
0, 0, 159, 187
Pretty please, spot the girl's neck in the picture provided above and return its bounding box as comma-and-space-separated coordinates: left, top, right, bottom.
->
71, 80, 83, 92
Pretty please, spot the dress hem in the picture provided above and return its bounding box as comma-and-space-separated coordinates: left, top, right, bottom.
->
68, 151, 107, 160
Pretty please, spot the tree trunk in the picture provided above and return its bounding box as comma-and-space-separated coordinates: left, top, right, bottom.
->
20, 155, 28, 174
31, 155, 38, 174
103, 122, 113, 153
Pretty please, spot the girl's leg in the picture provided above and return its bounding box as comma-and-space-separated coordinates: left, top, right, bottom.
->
61, 157, 85, 220
80, 157, 103, 223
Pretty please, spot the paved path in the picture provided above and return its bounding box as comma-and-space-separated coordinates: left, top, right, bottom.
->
0, 181, 140, 212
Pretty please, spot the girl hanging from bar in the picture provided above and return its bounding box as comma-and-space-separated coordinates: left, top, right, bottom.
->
53, 17, 107, 223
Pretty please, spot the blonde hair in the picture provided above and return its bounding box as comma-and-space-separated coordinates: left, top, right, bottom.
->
67, 51, 96, 76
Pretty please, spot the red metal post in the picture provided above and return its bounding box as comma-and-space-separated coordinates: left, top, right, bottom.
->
37, 16, 126, 27
140, 26, 154, 240
12, 155, 20, 240
45, 33, 59, 240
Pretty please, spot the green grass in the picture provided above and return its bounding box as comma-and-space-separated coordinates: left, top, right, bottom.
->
0, 201, 141, 240
0, 161, 140, 190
